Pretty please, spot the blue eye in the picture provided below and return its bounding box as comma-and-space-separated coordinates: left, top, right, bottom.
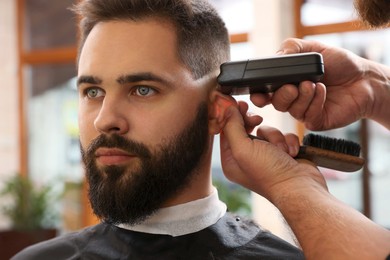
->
135, 86, 155, 96
86, 88, 104, 98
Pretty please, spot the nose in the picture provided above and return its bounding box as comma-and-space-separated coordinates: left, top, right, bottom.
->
94, 98, 129, 135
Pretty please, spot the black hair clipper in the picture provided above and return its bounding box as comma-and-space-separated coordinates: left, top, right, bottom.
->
217, 52, 324, 95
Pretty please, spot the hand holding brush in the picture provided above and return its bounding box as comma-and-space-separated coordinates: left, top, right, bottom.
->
249, 133, 365, 172
219, 104, 390, 260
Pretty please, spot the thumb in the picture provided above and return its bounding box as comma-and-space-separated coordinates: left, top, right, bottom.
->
220, 106, 251, 151
277, 38, 305, 55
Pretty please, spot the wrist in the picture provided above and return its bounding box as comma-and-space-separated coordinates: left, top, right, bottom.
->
365, 60, 390, 129
264, 162, 328, 207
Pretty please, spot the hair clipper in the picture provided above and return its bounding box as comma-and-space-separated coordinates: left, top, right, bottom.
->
217, 52, 324, 95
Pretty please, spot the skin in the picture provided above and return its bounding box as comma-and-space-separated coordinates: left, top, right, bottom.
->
77, 19, 216, 207
246, 36, 390, 259
76, 18, 271, 210
75, 13, 389, 260
226, 2, 390, 258
220, 105, 390, 259
224, 6, 390, 256
250, 38, 390, 130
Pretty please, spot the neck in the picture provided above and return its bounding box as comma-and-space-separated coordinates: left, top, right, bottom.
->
161, 140, 214, 207
117, 187, 227, 237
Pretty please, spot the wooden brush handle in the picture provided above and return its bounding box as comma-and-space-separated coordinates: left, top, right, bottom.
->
296, 146, 365, 172
248, 135, 365, 172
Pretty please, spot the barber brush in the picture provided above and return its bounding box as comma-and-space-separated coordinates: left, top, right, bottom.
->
250, 133, 365, 172
296, 133, 364, 172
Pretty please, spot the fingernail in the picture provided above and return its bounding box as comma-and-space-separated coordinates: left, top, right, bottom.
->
289, 145, 299, 156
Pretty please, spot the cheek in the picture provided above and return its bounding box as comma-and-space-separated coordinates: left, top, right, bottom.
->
133, 113, 184, 145
78, 109, 98, 148
133, 103, 196, 146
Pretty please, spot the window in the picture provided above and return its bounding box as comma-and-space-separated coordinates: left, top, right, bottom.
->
18, 0, 81, 232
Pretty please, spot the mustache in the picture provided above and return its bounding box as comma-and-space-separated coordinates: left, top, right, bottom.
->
81, 134, 152, 159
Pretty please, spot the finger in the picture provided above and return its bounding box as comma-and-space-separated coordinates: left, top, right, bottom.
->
256, 126, 289, 153
278, 38, 320, 55
238, 101, 249, 116
277, 38, 304, 55
254, 128, 300, 156
285, 133, 300, 156
271, 84, 299, 112
244, 113, 263, 133
237, 101, 263, 132
250, 93, 273, 108
288, 81, 316, 121
221, 106, 251, 152
302, 83, 326, 130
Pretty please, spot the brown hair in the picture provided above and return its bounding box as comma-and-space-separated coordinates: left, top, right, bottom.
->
354, 0, 390, 28
72, 0, 230, 79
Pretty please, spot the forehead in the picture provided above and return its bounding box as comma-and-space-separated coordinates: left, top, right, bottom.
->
78, 19, 185, 78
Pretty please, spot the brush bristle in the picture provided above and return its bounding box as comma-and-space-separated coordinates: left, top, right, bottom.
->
302, 133, 361, 157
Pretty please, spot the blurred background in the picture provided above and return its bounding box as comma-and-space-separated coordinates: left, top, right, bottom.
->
0, 0, 389, 253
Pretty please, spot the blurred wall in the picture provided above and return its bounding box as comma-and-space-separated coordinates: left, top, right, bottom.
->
0, 1, 18, 178
0, 0, 18, 229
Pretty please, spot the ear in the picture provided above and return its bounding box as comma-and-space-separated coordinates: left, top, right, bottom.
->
208, 91, 237, 135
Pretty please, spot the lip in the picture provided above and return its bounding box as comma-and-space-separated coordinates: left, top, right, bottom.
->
95, 148, 136, 165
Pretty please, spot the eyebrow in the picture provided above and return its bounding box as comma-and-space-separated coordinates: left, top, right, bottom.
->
76, 72, 170, 89
77, 75, 102, 88
117, 72, 169, 85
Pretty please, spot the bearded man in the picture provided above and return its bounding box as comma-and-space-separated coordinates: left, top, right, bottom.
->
13, 0, 304, 259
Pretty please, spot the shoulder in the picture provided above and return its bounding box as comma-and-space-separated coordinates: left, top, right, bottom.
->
202, 212, 304, 259
12, 224, 109, 260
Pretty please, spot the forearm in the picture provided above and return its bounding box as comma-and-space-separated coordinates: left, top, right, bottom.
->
364, 59, 390, 130
220, 103, 390, 258
270, 165, 390, 259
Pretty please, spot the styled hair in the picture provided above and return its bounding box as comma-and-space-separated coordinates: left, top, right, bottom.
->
72, 0, 230, 79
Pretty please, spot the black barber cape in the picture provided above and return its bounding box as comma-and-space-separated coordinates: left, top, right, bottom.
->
13, 213, 304, 259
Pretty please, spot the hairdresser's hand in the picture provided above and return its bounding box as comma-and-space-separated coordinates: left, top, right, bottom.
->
250, 38, 388, 130
219, 104, 326, 201
220, 104, 390, 260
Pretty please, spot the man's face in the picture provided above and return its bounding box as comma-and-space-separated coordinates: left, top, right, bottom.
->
77, 20, 213, 224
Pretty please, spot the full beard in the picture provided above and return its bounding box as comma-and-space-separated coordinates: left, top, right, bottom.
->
80, 102, 210, 225
354, 0, 390, 28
